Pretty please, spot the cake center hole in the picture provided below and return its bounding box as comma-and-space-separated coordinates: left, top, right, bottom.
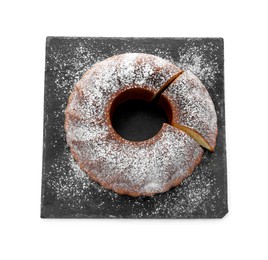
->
111, 98, 169, 142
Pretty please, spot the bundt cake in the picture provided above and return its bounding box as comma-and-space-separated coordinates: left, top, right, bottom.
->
64, 53, 217, 196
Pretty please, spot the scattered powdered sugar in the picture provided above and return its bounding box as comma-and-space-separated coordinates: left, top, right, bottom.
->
175, 40, 221, 89
151, 169, 221, 218
43, 148, 119, 215
42, 38, 225, 218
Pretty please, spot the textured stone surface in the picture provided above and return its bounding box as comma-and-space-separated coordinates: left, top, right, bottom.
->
41, 37, 227, 218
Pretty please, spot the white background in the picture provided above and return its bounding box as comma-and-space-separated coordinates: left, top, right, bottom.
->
1, 0, 267, 259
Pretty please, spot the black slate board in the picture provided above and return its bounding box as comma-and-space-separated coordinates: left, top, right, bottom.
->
41, 37, 228, 218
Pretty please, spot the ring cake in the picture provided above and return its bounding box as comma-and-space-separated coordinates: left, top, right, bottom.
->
65, 53, 217, 196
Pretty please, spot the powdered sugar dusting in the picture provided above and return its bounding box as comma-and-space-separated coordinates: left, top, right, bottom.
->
175, 40, 221, 89
152, 167, 221, 218
43, 149, 119, 215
